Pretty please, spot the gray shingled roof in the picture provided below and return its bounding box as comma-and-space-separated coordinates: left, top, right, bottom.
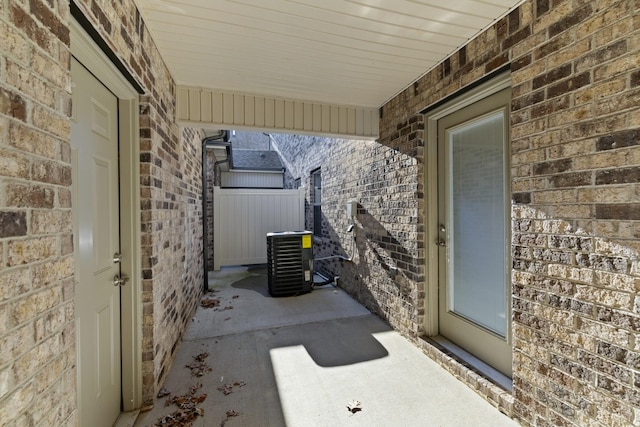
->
230, 149, 284, 171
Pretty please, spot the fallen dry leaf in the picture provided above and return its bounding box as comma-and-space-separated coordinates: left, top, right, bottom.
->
201, 298, 220, 308
347, 400, 362, 414
186, 353, 212, 377
217, 384, 233, 395
217, 380, 246, 396
194, 353, 209, 362
155, 384, 207, 426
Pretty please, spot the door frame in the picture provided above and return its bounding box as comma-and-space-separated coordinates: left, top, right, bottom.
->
423, 72, 511, 336
70, 19, 143, 412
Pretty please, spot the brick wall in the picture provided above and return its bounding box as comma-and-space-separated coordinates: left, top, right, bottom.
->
147, 126, 204, 394
71, 0, 205, 405
272, 133, 424, 334
378, 0, 640, 426
1, 0, 204, 422
0, 0, 75, 424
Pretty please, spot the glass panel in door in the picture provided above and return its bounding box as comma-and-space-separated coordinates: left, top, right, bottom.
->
448, 111, 506, 335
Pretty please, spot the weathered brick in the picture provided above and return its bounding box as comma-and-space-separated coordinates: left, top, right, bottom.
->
575, 39, 628, 73
0, 87, 27, 121
533, 248, 573, 264
595, 167, 640, 185
31, 210, 71, 234
548, 172, 592, 188
502, 26, 532, 51
596, 128, 640, 151
6, 184, 55, 209
595, 204, 640, 220
532, 63, 572, 90
549, 235, 592, 251
31, 257, 73, 290
577, 187, 633, 204
11, 286, 62, 327
9, 122, 62, 160
532, 189, 577, 204
28, 0, 69, 45
0, 211, 28, 238
0, 148, 31, 179
6, 59, 56, 109
0, 20, 30, 64
547, 73, 591, 99
531, 95, 570, 118
512, 89, 545, 111
31, 104, 70, 139
548, 4, 593, 38
7, 236, 57, 268
513, 192, 531, 204
576, 254, 628, 273
0, 268, 32, 302
535, 0, 549, 17
596, 307, 640, 331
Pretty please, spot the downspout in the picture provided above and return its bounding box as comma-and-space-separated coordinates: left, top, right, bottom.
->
202, 130, 229, 291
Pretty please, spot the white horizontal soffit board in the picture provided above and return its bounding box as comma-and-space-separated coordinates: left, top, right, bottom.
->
135, 0, 525, 115
177, 86, 380, 139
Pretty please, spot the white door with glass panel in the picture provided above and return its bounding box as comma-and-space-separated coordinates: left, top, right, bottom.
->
437, 88, 512, 376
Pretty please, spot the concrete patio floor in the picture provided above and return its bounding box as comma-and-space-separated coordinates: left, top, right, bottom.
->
134, 267, 519, 427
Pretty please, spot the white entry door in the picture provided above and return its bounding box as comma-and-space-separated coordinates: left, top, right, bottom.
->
437, 88, 512, 377
71, 57, 122, 426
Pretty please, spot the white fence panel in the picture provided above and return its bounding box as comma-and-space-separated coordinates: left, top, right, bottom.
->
213, 187, 305, 269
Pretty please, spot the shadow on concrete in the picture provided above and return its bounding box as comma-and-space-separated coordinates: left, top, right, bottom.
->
231, 271, 270, 297
135, 266, 518, 427
229, 268, 391, 367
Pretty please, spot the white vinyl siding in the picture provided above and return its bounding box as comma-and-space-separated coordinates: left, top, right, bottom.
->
176, 86, 379, 139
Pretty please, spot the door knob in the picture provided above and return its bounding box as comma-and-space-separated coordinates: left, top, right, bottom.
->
113, 274, 130, 287
113, 252, 122, 263
435, 239, 446, 247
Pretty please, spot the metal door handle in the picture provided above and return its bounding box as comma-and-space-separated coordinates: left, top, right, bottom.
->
113, 252, 122, 263
435, 239, 446, 247
113, 274, 130, 287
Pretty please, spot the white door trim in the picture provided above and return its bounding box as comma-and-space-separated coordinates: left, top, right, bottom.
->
423, 73, 511, 336
70, 18, 143, 412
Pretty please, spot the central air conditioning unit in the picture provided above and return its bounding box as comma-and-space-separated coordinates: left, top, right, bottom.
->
266, 231, 313, 296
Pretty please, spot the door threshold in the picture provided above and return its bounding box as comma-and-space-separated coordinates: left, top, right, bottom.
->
114, 410, 140, 427
426, 336, 512, 392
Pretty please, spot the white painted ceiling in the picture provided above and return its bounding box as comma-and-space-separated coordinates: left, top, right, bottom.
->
134, 0, 524, 109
